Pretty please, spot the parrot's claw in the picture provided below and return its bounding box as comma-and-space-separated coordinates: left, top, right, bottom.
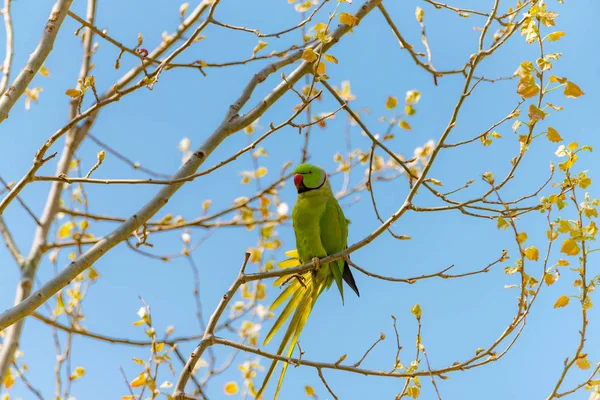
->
282, 273, 307, 288
311, 257, 321, 270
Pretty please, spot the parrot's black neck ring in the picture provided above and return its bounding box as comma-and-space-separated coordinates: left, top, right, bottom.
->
296, 174, 326, 194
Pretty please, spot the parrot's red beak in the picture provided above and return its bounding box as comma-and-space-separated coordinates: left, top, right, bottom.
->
293, 173, 303, 188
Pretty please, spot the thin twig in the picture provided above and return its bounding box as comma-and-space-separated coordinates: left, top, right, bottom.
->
12, 361, 45, 400
210, 0, 328, 38
317, 368, 338, 400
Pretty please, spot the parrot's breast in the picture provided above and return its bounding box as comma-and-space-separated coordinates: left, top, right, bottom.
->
292, 193, 329, 264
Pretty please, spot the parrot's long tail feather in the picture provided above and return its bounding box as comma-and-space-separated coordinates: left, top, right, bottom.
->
257, 274, 322, 399
264, 283, 306, 345
342, 260, 360, 297
274, 291, 318, 397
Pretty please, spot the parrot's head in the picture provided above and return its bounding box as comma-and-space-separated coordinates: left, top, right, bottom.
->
292, 163, 327, 194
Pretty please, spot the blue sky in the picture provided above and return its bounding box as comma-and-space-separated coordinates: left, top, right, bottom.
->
1, 0, 599, 399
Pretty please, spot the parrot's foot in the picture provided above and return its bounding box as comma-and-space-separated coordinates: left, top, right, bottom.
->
282, 273, 307, 288
311, 257, 321, 270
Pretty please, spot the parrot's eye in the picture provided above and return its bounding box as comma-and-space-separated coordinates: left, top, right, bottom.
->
309, 170, 312, 174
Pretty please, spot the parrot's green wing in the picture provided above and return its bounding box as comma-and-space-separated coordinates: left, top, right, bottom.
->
319, 195, 348, 302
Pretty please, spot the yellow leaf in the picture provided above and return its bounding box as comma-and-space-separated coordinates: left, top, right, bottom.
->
543, 272, 555, 286
88, 267, 99, 282
160, 214, 173, 224
405, 105, 416, 116
575, 354, 591, 370
517, 75, 540, 98
415, 7, 424, 23
482, 171, 494, 184
305, 385, 316, 396
557, 219, 572, 234
554, 295, 569, 308
256, 283, 266, 300
202, 200, 212, 213
411, 304, 422, 319
154, 342, 165, 353
505, 266, 520, 275
132, 357, 145, 365
515, 61, 534, 77
497, 217, 509, 230
301, 48, 318, 62
564, 81, 584, 98
398, 120, 411, 130
406, 385, 420, 399
224, 381, 238, 395
567, 141, 578, 150
556, 259, 569, 266
39, 66, 50, 77
316, 61, 326, 75
70, 366, 85, 380
323, 54, 338, 64
546, 127, 562, 142
253, 40, 268, 55
248, 248, 262, 263
339, 12, 358, 27
547, 102, 563, 111
130, 372, 147, 388
405, 90, 421, 104
66, 88, 83, 98
549, 75, 567, 83
385, 96, 398, 110
524, 246, 539, 261
579, 176, 592, 190
122, 396, 135, 400
547, 31, 565, 42
84, 75, 95, 87
179, 2, 189, 18
58, 221, 75, 238
528, 104, 547, 121
480, 134, 492, 147
560, 239, 580, 256
3, 368, 14, 389
295, 0, 312, 12
256, 167, 268, 178
517, 232, 528, 244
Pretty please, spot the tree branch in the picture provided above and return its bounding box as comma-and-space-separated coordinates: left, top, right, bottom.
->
0, 215, 24, 266
0, 0, 73, 123
0, 0, 14, 95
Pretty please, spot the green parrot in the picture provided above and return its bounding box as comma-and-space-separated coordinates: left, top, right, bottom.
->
256, 163, 360, 399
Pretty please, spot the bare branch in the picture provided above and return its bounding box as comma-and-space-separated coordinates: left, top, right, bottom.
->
0, 215, 24, 266
12, 361, 45, 400
0, 0, 73, 123
172, 253, 251, 398
33, 93, 320, 186
87, 133, 171, 178
31, 312, 203, 347
317, 368, 338, 400
0, 0, 14, 95
210, 0, 328, 38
